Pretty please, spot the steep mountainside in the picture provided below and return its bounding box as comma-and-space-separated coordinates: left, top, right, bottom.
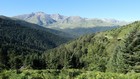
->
44, 21, 140, 73
0, 15, 71, 52
0, 16, 70, 69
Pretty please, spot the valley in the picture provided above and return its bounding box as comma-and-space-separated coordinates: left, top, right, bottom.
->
0, 14, 140, 79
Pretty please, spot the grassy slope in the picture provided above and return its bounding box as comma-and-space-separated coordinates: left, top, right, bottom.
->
44, 21, 140, 72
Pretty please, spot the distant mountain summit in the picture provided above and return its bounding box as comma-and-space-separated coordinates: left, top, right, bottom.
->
50, 13, 67, 21
14, 12, 56, 26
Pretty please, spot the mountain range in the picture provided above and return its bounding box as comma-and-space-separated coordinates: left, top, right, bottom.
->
13, 12, 127, 28
13, 12, 128, 36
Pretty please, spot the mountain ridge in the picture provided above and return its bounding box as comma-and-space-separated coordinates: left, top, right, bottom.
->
13, 12, 129, 37
13, 12, 128, 29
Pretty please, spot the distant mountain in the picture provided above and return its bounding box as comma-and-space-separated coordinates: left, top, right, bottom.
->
14, 12, 127, 28
14, 12, 128, 36
13, 12, 65, 26
60, 26, 119, 36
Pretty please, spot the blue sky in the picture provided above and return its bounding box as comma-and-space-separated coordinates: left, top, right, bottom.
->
0, 0, 140, 21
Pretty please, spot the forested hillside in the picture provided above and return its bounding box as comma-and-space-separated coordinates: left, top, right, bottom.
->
0, 16, 70, 69
44, 21, 140, 73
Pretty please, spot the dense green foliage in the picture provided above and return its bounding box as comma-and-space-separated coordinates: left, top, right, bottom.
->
0, 69, 140, 79
0, 16, 70, 70
44, 21, 140, 73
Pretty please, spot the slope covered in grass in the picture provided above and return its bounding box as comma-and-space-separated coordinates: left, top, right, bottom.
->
44, 21, 140, 73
